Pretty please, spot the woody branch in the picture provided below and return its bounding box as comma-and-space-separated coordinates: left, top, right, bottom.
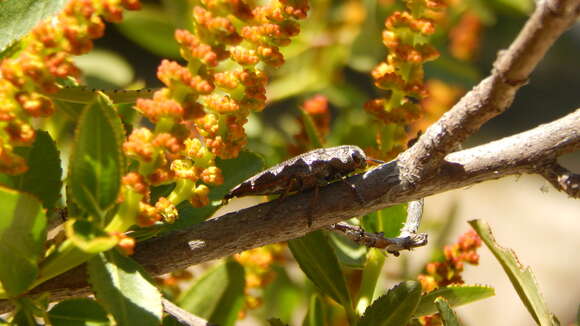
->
1, 0, 579, 313
21, 108, 580, 309
397, 0, 580, 185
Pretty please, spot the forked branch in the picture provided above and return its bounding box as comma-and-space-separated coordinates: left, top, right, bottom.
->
0, 0, 578, 314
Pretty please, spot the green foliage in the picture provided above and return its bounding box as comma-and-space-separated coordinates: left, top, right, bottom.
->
0, 131, 62, 210
435, 297, 461, 326
87, 250, 163, 326
0, 0, 573, 325
0, 0, 67, 53
48, 298, 109, 326
470, 219, 560, 326
359, 281, 422, 326
414, 284, 495, 316
116, 6, 182, 59
0, 188, 46, 297
288, 231, 354, 317
66, 220, 118, 253
355, 248, 386, 315
177, 260, 245, 326
303, 294, 325, 326
69, 93, 125, 220
328, 231, 368, 268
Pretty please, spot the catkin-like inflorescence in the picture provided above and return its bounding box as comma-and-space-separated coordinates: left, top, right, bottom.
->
125, 0, 308, 222
364, 0, 446, 160
0, 0, 141, 174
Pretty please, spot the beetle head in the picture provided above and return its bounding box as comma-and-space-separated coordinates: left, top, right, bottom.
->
351, 149, 367, 169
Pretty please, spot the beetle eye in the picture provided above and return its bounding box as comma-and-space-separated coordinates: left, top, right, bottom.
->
352, 153, 364, 166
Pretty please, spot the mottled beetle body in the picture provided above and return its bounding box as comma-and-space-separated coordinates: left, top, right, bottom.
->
224, 145, 368, 200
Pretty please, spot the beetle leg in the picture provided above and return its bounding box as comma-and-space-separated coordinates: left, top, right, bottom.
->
265, 177, 300, 220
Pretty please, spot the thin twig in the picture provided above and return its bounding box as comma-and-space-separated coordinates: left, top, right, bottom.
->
328, 222, 428, 256
397, 0, 580, 184
162, 298, 217, 326
8, 109, 576, 312
540, 161, 580, 198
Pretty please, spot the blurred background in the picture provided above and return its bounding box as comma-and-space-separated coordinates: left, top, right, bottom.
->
75, 0, 580, 324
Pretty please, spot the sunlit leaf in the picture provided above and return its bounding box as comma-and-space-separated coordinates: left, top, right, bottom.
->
470, 219, 559, 326
0, 0, 67, 53
303, 294, 325, 326
69, 93, 124, 219
288, 231, 353, 311
415, 284, 494, 316
0, 131, 62, 210
0, 187, 46, 296
359, 281, 422, 326
66, 220, 118, 254
177, 260, 245, 326
48, 298, 109, 326
87, 250, 162, 326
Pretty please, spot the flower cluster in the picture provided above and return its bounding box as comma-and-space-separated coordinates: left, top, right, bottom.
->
287, 94, 331, 156
0, 0, 141, 175
417, 229, 482, 292
234, 244, 286, 318
408, 79, 463, 137
364, 0, 446, 160
416, 229, 481, 325
124, 0, 309, 223
154, 269, 194, 298
449, 11, 483, 61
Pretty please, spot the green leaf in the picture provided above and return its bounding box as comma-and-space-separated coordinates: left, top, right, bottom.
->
0, 0, 67, 53
116, 6, 181, 59
263, 266, 303, 323
11, 308, 39, 326
177, 260, 245, 326
469, 219, 559, 326
48, 298, 109, 326
356, 248, 386, 316
0, 187, 46, 296
362, 204, 407, 237
74, 50, 134, 89
288, 231, 353, 312
328, 231, 367, 268
359, 281, 421, 326
435, 297, 460, 326
347, 0, 384, 72
0, 131, 62, 210
415, 284, 495, 316
66, 220, 118, 254
302, 294, 325, 326
69, 93, 125, 219
87, 250, 162, 326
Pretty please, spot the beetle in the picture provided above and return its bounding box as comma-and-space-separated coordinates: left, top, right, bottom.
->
224, 145, 378, 225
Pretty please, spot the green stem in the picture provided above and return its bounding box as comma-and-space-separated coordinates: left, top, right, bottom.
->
355, 248, 386, 316
105, 189, 142, 233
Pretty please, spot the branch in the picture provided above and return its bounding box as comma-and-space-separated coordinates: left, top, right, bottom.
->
1, 0, 578, 314
397, 0, 580, 184
162, 298, 216, 326
540, 161, 580, 198
9, 108, 575, 311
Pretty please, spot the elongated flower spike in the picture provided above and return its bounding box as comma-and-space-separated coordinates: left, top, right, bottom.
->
0, 0, 141, 174
364, 0, 446, 160
125, 0, 309, 222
